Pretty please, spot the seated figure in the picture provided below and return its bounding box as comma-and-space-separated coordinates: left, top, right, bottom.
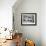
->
15, 33, 22, 46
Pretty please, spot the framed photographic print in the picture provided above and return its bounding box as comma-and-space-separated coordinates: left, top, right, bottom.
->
21, 13, 37, 26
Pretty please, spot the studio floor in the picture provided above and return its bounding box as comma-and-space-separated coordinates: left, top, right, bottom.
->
0, 39, 16, 46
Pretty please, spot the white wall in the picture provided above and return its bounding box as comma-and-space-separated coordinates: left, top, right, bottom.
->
13, 0, 41, 46
0, 0, 17, 30
41, 0, 46, 46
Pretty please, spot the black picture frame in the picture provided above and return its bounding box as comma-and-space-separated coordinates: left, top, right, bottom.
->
21, 13, 37, 26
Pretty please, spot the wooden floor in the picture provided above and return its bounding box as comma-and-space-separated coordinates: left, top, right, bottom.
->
0, 39, 16, 46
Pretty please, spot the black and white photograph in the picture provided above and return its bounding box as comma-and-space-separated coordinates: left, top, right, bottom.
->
21, 13, 37, 25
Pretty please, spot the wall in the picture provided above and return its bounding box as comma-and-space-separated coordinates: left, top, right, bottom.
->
13, 0, 41, 46
40, 0, 46, 46
0, 0, 17, 30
